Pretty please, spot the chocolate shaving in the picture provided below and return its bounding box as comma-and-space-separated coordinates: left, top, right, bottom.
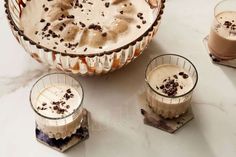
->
88, 24, 102, 31
173, 75, 178, 79
179, 72, 189, 79
160, 78, 179, 96
105, 2, 110, 8
67, 88, 72, 93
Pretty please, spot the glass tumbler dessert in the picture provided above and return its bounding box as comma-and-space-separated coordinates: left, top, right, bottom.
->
30, 73, 87, 152
208, 0, 236, 59
145, 54, 198, 119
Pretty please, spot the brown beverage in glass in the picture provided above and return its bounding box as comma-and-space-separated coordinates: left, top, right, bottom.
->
208, 0, 236, 60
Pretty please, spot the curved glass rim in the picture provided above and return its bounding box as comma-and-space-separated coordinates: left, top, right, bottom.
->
29, 72, 84, 120
214, 0, 236, 29
145, 54, 199, 99
4, 0, 165, 57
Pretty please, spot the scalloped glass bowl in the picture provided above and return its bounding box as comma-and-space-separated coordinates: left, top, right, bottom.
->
5, 0, 165, 75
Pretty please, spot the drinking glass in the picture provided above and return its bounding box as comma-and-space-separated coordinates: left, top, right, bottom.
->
208, 0, 236, 59
145, 54, 198, 119
30, 73, 84, 139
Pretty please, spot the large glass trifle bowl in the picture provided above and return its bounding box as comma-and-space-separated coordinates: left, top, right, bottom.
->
5, 0, 165, 75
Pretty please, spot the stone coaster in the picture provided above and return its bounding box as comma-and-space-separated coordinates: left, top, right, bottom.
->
36, 109, 89, 152
140, 104, 194, 134
203, 36, 236, 68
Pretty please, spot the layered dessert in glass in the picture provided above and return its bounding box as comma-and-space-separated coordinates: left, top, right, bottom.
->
30, 73, 88, 152
145, 54, 198, 119
208, 0, 236, 60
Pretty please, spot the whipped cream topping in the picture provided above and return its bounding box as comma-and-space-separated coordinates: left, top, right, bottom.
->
147, 64, 194, 97
20, 0, 156, 54
35, 84, 82, 119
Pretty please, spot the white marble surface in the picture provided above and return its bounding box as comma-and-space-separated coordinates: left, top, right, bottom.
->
1, 0, 236, 157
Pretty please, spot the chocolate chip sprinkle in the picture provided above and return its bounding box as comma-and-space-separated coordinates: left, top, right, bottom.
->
183, 73, 189, 79
44, 7, 49, 12
67, 15, 75, 19
156, 71, 189, 96
88, 24, 102, 31
223, 21, 236, 30
67, 88, 72, 93
160, 78, 179, 96
105, 2, 110, 8
179, 72, 189, 79
137, 13, 143, 18
102, 32, 107, 37
160, 85, 164, 89
79, 22, 86, 28
224, 21, 232, 28
49, 88, 75, 115
136, 25, 141, 29
40, 19, 45, 23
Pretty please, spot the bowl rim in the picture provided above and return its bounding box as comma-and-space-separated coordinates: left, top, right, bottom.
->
144, 54, 199, 99
4, 0, 165, 58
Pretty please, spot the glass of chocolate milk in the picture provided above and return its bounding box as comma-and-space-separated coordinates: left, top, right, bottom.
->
208, 0, 236, 60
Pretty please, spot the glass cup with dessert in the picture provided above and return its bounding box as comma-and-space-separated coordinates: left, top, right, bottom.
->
30, 73, 87, 152
145, 54, 198, 119
208, 0, 236, 60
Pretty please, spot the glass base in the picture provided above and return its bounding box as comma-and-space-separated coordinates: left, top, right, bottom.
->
36, 109, 89, 152
141, 105, 194, 134
203, 36, 236, 68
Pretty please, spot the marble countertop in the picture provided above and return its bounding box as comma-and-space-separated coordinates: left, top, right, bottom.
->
1, 0, 236, 157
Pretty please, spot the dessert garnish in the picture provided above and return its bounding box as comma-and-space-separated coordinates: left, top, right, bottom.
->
159, 78, 179, 96
155, 72, 189, 96
36, 88, 76, 115
179, 72, 189, 79
223, 21, 236, 30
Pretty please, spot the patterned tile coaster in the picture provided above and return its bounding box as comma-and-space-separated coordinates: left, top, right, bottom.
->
203, 36, 236, 68
36, 109, 89, 152
140, 105, 194, 134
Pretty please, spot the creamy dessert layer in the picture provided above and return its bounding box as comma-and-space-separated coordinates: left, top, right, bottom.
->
147, 64, 194, 98
36, 84, 81, 119
20, 0, 155, 54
